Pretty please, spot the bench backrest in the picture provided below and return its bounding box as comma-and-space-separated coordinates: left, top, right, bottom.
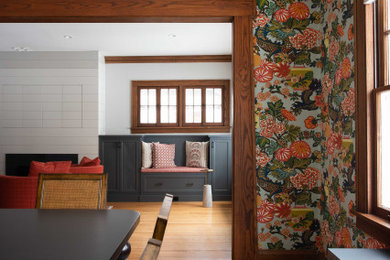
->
141, 135, 209, 167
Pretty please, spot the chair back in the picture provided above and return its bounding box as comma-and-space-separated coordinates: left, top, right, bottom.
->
140, 194, 173, 260
35, 173, 107, 209
152, 194, 174, 241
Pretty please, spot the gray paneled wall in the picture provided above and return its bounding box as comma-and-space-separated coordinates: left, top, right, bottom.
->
0, 51, 99, 173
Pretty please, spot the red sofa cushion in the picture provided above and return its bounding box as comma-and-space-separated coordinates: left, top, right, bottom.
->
79, 156, 101, 166
69, 165, 104, 174
0, 175, 38, 209
28, 161, 72, 177
141, 166, 207, 173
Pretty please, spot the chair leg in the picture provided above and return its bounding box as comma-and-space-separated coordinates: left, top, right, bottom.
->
117, 242, 131, 260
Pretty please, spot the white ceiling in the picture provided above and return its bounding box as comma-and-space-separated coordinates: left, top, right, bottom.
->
0, 23, 232, 56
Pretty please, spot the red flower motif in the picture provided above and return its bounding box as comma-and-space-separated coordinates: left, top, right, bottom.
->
254, 13, 270, 27
365, 238, 386, 249
290, 167, 320, 189
337, 25, 344, 36
274, 8, 290, 23
257, 200, 275, 223
275, 147, 292, 162
273, 123, 286, 134
257, 206, 274, 223
254, 61, 275, 83
348, 24, 353, 41
274, 202, 291, 218
341, 88, 355, 116
304, 116, 318, 129
325, 131, 342, 154
274, 62, 290, 78
257, 151, 271, 167
281, 109, 296, 121
289, 28, 320, 50
328, 194, 340, 216
290, 141, 311, 159
288, 2, 310, 20
254, 66, 273, 83
341, 227, 352, 248
335, 69, 342, 85
341, 57, 352, 79
259, 117, 276, 138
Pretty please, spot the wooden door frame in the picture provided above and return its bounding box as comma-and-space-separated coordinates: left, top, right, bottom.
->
0, 1, 256, 259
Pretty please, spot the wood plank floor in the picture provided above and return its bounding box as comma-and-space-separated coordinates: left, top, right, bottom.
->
108, 201, 232, 260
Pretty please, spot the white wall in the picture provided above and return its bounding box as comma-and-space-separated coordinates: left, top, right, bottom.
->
104, 62, 233, 134
0, 51, 99, 173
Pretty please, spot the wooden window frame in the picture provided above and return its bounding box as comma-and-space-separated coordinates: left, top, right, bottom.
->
356, 0, 390, 245
131, 80, 230, 133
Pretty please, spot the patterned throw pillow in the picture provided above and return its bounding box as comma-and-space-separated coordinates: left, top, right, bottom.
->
186, 141, 209, 168
142, 142, 160, 169
153, 143, 176, 168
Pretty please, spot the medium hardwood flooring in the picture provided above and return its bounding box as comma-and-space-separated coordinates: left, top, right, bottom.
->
107, 201, 232, 260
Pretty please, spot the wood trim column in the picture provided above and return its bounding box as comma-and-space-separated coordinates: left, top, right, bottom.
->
232, 16, 256, 260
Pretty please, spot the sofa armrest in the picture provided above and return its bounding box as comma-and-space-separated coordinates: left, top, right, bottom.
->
0, 175, 38, 209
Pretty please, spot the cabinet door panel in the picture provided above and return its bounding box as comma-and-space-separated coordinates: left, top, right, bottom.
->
211, 140, 230, 192
122, 141, 139, 193
101, 141, 121, 191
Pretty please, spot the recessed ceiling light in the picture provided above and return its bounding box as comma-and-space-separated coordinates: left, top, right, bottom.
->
168, 33, 177, 39
12, 47, 31, 52
64, 35, 73, 39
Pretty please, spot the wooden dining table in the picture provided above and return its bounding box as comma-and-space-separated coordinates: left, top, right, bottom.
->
0, 209, 140, 260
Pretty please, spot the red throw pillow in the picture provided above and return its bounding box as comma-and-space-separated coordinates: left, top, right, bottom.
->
153, 143, 176, 168
79, 156, 101, 166
28, 161, 72, 177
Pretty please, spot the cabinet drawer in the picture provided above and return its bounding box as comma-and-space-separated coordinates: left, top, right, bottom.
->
143, 175, 205, 193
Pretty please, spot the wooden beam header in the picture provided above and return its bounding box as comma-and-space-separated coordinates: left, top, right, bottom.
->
105, 55, 232, 64
0, 0, 254, 22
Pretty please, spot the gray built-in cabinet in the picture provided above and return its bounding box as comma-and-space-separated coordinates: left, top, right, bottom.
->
99, 135, 232, 202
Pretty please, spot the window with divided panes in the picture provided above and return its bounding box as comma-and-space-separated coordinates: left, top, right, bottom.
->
131, 80, 230, 133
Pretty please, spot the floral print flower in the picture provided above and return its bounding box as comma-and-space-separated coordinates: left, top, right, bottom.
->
257, 147, 271, 167
254, 66, 273, 83
328, 194, 340, 216
275, 147, 292, 162
274, 8, 290, 23
325, 131, 342, 155
364, 238, 386, 249
348, 24, 354, 41
341, 57, 352, 79
321, 221, 333, 246
274, 62, 291, 78
341, 88, 355, 116
257, 200, 275, 223
289, 28, 320, 49
254, 13, 270, 27
288, 2, 310, 20
281, 109, 296, 121
274, 202, 291, 218
328, 37, 339, 62
304, 116, 318, 129
290, 167, 320, 189
290, 141, 311, 159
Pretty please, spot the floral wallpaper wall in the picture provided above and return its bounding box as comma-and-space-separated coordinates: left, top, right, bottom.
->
254, 0, 386, 252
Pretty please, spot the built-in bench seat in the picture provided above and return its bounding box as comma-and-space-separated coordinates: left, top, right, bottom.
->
141, 167, 208, 173
99, 134, 232, 202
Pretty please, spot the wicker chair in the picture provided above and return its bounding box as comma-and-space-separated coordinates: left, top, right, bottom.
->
139, 194, 174, 260
35, 173, 107, 209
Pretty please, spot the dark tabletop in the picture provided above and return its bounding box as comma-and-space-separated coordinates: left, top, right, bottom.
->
0, 209, 140, 260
